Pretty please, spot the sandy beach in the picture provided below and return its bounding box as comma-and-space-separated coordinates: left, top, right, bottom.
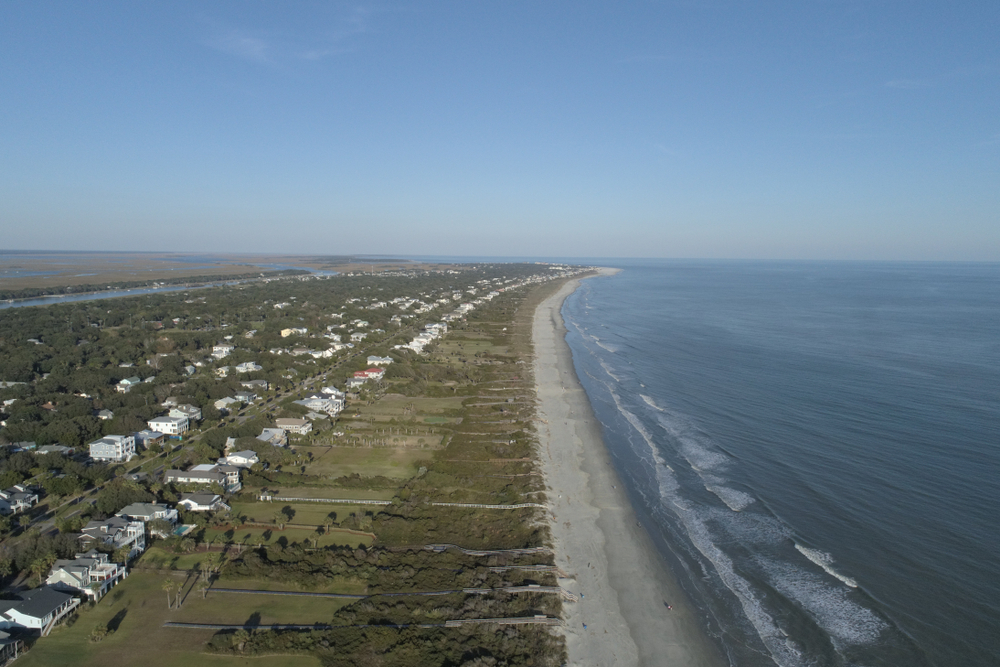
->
534, 270, 726, 667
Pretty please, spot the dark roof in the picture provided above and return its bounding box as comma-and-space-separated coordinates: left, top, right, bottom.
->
9, 586, 73, 619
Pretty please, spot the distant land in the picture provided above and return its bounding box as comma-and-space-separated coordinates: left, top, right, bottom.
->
0, 252, 456, 301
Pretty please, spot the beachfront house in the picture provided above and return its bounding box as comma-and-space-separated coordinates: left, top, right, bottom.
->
164, 464, 241, 493
257, 428, 287, 447
219, 450, 259, 468
177, 493, 229, 512
274, 418, 312, 435
294, 393, 343, 415
0, 587, 80, 636
79, 517, 146, 559
115, 502, 179, 535
46, 550, 127, 600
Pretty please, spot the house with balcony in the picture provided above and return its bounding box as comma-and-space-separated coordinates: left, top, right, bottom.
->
79, 517, 145, 559
0, 587, 80, 637
220, 450, 260, 468
256, 428, 287, 447
274, 418, 312, 435
0, 485, 39, 515
147, 415, 189, 436
164, 465, 241, 493
169, 404, 202, 422
212, 343, 235, 359
46, 550, 127, 600
116, 502, 179, 536
89, 435, 136, 462
178, 493, 230, 512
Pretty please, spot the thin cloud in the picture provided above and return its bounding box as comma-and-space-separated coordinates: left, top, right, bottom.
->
204, 7, 373, 65
207, 29, 272, 64
885, 79, 932, 90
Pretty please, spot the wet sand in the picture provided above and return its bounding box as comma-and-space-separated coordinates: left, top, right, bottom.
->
534, 270, 726, 667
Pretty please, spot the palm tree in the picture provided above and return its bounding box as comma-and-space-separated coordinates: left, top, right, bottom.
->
162, 579, 175, 609
29, 554, 56, 586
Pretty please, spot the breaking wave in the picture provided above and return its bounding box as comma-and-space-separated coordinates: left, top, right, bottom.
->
795, 544, 859, 589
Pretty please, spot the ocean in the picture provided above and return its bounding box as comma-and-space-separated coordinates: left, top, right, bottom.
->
560, 261, 1000, 667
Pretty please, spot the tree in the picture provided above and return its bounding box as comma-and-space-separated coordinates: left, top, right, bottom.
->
113, 545, 131, 565
90, 623, 110, 642
162, 579, 175, 609
197, 581, 210, 599
232, 629, 250, 653
29, 554, 57, 585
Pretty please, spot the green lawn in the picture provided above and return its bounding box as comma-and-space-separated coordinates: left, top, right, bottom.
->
230, 501, 388, 527
18, 573, 322, 667
197, 526, 372, 549
296, 445, 429, 479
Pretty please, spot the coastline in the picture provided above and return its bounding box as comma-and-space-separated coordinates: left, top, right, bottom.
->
534, 269, 726, 667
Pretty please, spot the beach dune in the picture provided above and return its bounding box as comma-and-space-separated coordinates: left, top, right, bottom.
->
533, 270, 726, 667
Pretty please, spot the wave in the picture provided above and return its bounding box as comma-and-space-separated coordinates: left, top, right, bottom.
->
705, 483, 756, 511
608, 388, 891, 663
640, 393, 664, 411
607, 391, 808, 667
795, 544, 858, 589
765, 560, 884, 646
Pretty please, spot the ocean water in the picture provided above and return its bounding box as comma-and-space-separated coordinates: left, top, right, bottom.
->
561, 261, 1000, 667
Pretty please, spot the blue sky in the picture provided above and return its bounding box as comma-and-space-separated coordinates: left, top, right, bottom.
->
1, 1, 997, 259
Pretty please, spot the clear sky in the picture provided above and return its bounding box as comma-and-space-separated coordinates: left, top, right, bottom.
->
1, 1, 998, 259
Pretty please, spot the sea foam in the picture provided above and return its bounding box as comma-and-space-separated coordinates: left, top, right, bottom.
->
795, 544, 858, 588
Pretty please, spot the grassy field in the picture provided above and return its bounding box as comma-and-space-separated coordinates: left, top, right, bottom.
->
17, 572, 322, 667
215, 577, 367, 596
297, 445, 429, 479
230, 501, 388, 526
196, 526, 373, 549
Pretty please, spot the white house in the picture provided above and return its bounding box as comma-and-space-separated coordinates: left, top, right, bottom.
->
89, 435, 136, 462
214, 396, 240, 412
79, 517, 146, 559
256, 428, 287, 447
294, 394, 343, 415
235, 362, 262, 373
367, 355, 393, 366
212, 343, 235, 359
46, 550, 127, 600
178, 493, 230, 512
165, 465, 241, 493
274, 418, 312, 435
0, 485, 39, 515
169, 404, 202, 422
115, 502, 179, 533
0, 587, 80, 636
147, 416, 189, 436
220, 450, 259, 468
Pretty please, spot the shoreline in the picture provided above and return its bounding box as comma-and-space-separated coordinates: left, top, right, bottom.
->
533, 269, 726, 667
